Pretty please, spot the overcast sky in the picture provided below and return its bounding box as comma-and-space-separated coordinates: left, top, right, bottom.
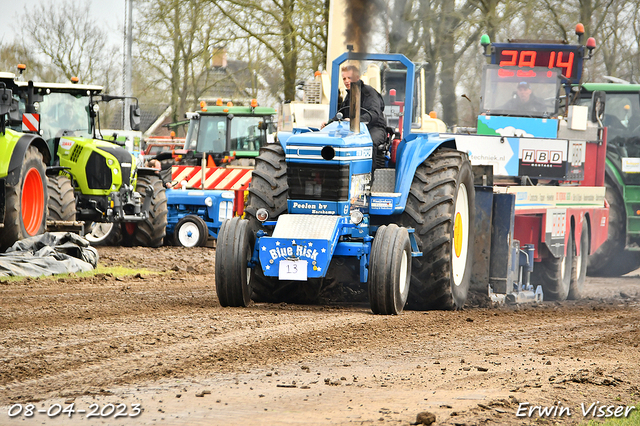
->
0, 0, 125, 47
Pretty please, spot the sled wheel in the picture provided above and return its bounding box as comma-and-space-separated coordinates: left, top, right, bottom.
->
532, 242, 572, 301
588, 174, 640, 276
133, 175, 168, 247
568, 226, 589, 300
368, 224, 412, 315
0, 145, 48, 250
399, 148, 475, 310
85, 222, 122, 246
174, 215, 209, 247
216, 217, 253, 307
47, 175, 76, 221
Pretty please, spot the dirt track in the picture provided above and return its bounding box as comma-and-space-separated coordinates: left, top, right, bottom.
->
1, 246, 640, 425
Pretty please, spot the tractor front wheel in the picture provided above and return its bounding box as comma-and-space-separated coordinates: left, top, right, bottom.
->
216, 217, 253, 307
244, 144, 290, 302
368, 224, 411, 315
174, 215, 208, 247
0, 145, 48, 251
531, 243, 572, 301
85, 222, 122, 246
568, 226, 589, 300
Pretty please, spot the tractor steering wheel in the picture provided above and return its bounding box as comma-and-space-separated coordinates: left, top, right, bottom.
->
337, 105, 372, 121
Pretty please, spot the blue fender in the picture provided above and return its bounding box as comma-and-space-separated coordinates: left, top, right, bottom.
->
275, 127, 314, 151
393, 132, 457, 212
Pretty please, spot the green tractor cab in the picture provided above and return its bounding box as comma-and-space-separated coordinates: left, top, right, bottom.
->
182, 103, 277, 168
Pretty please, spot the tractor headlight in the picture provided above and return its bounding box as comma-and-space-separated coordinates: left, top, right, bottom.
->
256, 208, 269, 222
33, 102, 40, 112
350, 209, 363, 224
204, 196, 213, 207
93, 104, 99, 113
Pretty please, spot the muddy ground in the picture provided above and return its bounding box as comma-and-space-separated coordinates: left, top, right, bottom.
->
1, 246, 639, 425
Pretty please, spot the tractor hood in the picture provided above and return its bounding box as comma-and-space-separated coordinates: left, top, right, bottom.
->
282, 121, 372, 217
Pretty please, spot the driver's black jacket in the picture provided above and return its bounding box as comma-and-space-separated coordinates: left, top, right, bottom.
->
328, 80, 387, 134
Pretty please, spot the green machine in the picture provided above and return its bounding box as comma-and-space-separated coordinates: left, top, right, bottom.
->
4, 74, 168, 247
0, 75, 50, 250
580, 83, 640, 275
182, 101, 277, 168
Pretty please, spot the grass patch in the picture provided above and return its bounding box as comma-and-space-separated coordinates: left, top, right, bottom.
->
0, 266, 159, 283
581, 403, 640, 425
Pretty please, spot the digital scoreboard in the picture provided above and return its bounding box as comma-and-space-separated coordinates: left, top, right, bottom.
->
491, 43, 586, 84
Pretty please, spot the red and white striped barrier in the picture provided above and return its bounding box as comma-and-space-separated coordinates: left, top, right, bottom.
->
170, 166, 252, 190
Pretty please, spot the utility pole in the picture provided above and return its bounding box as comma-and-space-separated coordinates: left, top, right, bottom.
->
123, 0, 134, 131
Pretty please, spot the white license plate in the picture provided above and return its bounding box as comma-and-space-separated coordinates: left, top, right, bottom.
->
279, 260, 308, 281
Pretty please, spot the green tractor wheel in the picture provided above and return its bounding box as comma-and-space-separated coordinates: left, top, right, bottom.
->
130, 175, 168, 248
587, 175, 640, 276
47, 175, 76, 221
0, 146, 48, 251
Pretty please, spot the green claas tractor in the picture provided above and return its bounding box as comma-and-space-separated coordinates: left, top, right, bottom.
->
0, 76, 50, 250
579, 83, 640, 275
2, 72, 167, 247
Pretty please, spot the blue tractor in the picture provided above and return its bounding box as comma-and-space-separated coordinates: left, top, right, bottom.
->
215, 52, 476, 314
165, 188, 235, 247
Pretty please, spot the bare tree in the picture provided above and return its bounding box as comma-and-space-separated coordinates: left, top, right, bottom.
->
135, 0, 234, 122
0, 41, 58, 82
17, 0, 119, 88
210, 0, 327, 102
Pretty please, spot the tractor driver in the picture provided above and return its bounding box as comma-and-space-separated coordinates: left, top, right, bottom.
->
322, 65, 388, 149
502, 81, 546, 113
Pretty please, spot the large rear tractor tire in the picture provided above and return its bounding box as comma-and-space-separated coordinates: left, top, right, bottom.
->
47, 175, 76, 221
569, 226, 589, 300
174, 215, 209, 247
243, 144, 292, 302
368, 224, 412, 315
588, 175, 640, 276
132, 175, 168, 248
398, 148, 475, 310
0, 145, 48, 251
216, 217, 253, 307
531, 243, 572, 301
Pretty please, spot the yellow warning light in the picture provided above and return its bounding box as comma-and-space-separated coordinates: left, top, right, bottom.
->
71, 76, 79, 84
216, 98, 223, 106
170, 131, 176, 138
625, 104, 631, 110
429, 111, 437, 119
251, 99, 258, 108
314, 70, 322, 77
17, 64, 26, 71
636, 210, 640, 215
227, 101, 233, 107
200, 100, 207, 111
223, 108, 229, 113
